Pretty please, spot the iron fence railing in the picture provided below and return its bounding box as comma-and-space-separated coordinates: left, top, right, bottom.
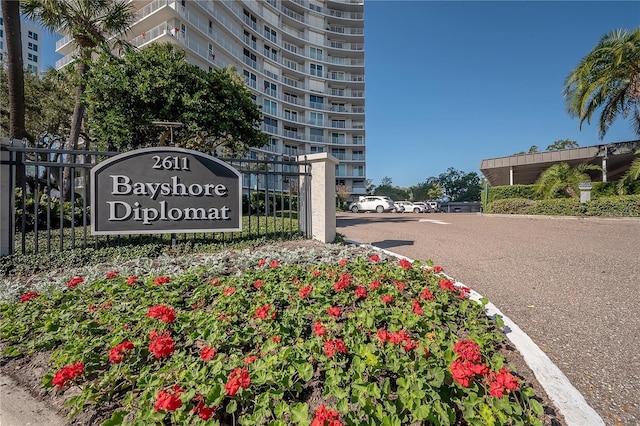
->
4, 143, 311, 255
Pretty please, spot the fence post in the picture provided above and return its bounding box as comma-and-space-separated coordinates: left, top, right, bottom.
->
0, 138, 18, 255
298, 153, 338, 243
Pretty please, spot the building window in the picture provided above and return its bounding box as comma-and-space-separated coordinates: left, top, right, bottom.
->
352, 135, 364, 144
310, 146, 324, 153
28, 42, 38, 52
353, 150, 364, 160
243, 70, 257, 89
309, 112, 323, 126
263, 81, 277, 96
28, 30, 38, 40
284, 109, 298, 122
264, 117, 278, 133
264, 25, 277, 43
310, 63, 323, 77
27, 64, 38, 74
331, 119, 346, 128
310, 128, 324, 142
243, 48, 257, 68
331, 133, 346, 144
243, 9, 257, 30
284, 92, 298, 104
27, 53, 38, 63
309, 95, 324, 108
263, 99, 277, 115
331, 103, 346, 112
309, 47, 323, 60
263, 44, 278, 61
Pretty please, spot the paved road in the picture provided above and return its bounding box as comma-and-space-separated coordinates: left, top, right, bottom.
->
337, 212, 640, 426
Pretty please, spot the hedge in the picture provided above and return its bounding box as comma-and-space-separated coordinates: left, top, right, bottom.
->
485, 195, 640, 217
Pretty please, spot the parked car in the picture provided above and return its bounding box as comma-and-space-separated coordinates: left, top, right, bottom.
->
394, 200, 427, 213
349, 196, 396, 213
412, 202, 432, 213
426, 201, 441, 212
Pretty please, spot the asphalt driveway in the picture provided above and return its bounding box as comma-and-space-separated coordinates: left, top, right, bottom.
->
337, 212, 640, 426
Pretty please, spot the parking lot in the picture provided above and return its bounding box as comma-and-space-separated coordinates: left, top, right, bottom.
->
337, 212, 640, 426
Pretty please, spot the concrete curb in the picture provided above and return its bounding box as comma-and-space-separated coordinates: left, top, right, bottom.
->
345, 239, 606, 426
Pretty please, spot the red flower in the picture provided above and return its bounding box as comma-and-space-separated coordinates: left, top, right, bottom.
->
109, 341, 134, 364
292, 277, 301, 285
403, 340, 419, 351
223, 286, 236, 296
377, 329, 389, 342
420, 287, 434, 300
271, 336, 281, 343
154, 385, 183, 412
269, 260, 280, 268
398, 259, 412, 270
432, 265, 444, 273
192, 394, 216, 420
453, 340, 482, 363
339, 258, 348, 267
106, 270, 119, 279
326, 306, 341, 318
439, 278, 455, 291
333, 273, 352, 292
200, 346, 217, 362
299, 285, 313, 299
257, 259, 266, 267
354, 286, 367, 298
52, 362, 84, 389
244, 355, 258, 365
149, 335, 175, 358
369, 254, 380, 263
20, 291, 40, 303
381, 294, 393, 304
154, 276, 170, 285
323, 338, 348, 358
313, 321, 326, 336
253, 280, 264, 289
254, 304, 272, 320
312, 404, 341, 426
225, 368, 250, 396
412, 299, 424, 315
394, 280, 407, 291
489, 368, 520, 398
312, 269, 322, 277
126, 275, 138, 285
450, 359, 473, 387
149, 329, 170, 339
66, 276, 84, 289
369, 280, 381, 290
147, 305, 176, 323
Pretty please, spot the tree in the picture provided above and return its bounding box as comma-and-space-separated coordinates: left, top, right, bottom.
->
547, 139, 579, 151
1, 0, 26, 141
436, 168, 481, 202
335, 184, 351, 208
410, 178, 440, 201
22, 0, 135, 198
616, 149, 640, 195
83, 43, 267, 152
365, 179, 376, 195
513, 145, 540, 155
564, 27, 640, 139
373, 177, 410, 200
534, 162, 602, 199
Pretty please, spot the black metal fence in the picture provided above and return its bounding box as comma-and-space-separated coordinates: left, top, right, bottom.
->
4, 142, 311, 255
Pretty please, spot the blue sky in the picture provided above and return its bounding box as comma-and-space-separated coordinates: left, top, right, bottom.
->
37, 1, 640, 188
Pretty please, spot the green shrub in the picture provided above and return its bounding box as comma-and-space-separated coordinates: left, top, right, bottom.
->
584, 195, 640, 216
484, 198, 535, 214
14, 188, 88, 231
527, 199, 587, 216
485, 185, 538, 204
486, 194, 640, 217
242, 193, 298, 215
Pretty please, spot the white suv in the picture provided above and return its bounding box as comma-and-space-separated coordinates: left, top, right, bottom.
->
395, 201, 427, 213
349, 196, 396, 213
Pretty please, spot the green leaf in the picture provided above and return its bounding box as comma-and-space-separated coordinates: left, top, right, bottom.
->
296, 362, 314, 382
101, 410, 128, 426
529, 398, 544, 415
290, 402, 310, 425
494, 314, 505, 329
413, 404, 431, 421
226, 399, 238, 414
480, 403, 496, 426
274, 401, 289, 417
1, 346, 22, 357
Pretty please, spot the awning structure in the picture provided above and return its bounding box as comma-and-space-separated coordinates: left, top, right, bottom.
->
480, 140, 640, 186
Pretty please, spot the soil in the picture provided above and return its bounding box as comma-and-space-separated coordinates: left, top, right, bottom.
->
0, 240, 567, 425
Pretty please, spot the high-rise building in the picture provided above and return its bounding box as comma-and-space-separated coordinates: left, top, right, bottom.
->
55, 0, 366, 196
0, 14, 42, 74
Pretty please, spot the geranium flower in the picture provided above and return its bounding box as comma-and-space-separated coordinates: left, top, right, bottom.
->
369, 280, 381, 290
147, 305, 176, 323
20, 291, 40, 303
381, 294, 393, 304
149, 335, 175, 358
52, 362, 84, 389
225, 368, 250, 396
432, 265, 444, 273
489, 368, 520, 398
253, 280, 264, 289
333, 273, 352, 292
271, 336, 281, 343
412, 299, 424, 315
200, 346, 217, 362
244, 355, 258, 365
192, 394, 216, 420
312, 404, 341, 426
420, 287, 434, 300
223, 286, 236, 296
154, 385, 183, 412
106, 270, 119, 279
323, 338, 347, 358
394, 280, 407, 291
312, 269, 322, 277
369, 254, 380, 263
126, 275, 138, 285
313, 321, 326, 336
153, 276, 170, 285
269, 260, 280, 268
257, 259, 266, 267
254, 303, 273, 320
339, 258, 348, 267
398, 259, 412, 270
354, 286, 367, 298
299, 285, 313, 299
66, 276, 83, 289
109, 341, 134, 364
439, 278, 455, 291
453, 340, 482, 363
326, 306, 341, 318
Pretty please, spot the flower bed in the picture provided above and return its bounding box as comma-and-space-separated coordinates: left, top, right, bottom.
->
1, 248, 545, 425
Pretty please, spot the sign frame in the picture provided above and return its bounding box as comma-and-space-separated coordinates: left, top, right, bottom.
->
91, 147, 242, 235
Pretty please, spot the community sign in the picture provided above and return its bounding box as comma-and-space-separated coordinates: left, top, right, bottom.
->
91, 147, 241, 235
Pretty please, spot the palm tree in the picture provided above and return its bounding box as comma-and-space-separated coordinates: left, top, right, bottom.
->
616, 150, 640, 195
563, 27, 640, 139
21, 0, 134, 199
1, 0, 26, 141
534, 162, 602, 199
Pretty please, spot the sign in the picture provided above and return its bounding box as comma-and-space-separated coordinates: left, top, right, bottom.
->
578, 181, 593, 190
91, 147, 241, 235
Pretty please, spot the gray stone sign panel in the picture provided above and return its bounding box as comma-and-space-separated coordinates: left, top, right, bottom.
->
91, 147, 241, 235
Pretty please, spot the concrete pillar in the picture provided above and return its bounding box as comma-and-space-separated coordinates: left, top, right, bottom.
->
509, 166, 514, 186
298, 153, 338, 243
602, 156, 607, 182
0, 138, 17, 255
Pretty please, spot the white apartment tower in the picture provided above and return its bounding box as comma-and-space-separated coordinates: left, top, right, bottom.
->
0, 15, 42, 74
55, 0, 366, 196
